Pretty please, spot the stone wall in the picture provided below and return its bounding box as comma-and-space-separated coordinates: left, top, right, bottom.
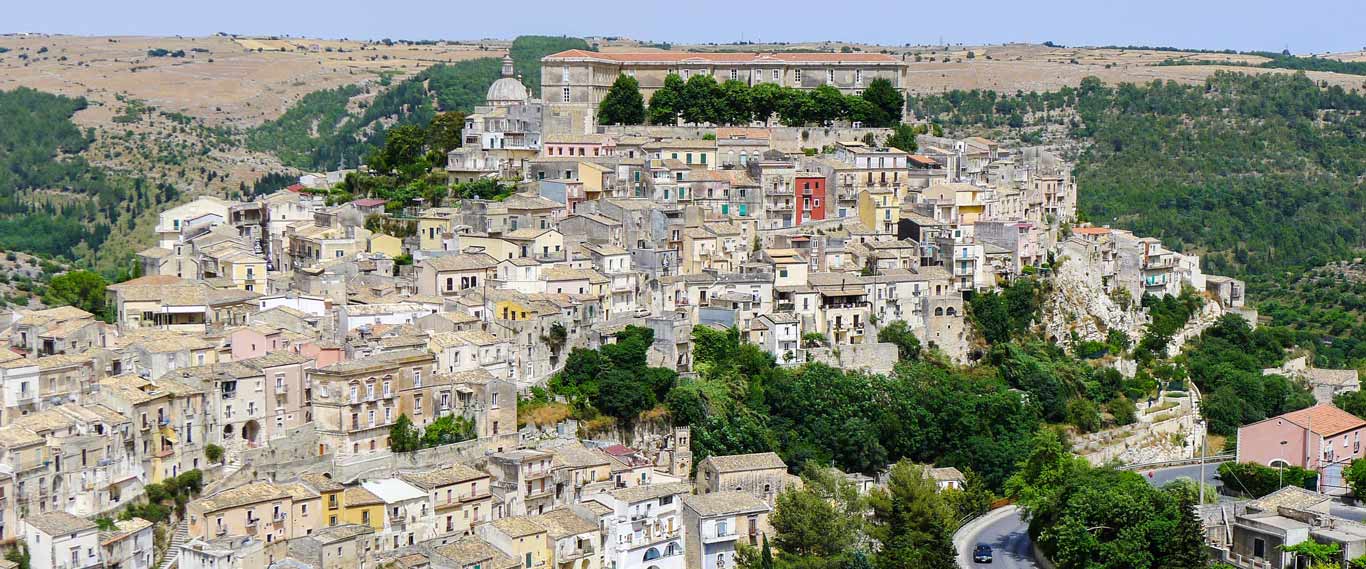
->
214, 423, 517, 487
805, 342, 899, 374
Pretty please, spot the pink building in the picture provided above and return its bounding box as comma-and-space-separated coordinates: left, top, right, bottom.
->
298, 340, 345, 368
227, 325, 295, 361
1237, 404, 1366, 491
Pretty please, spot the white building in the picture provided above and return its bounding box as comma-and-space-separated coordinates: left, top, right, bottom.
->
23, 511, 101, 569
586, 482, 690, 569
337, 303, 440, 334
100, 518, 155, 569
681, 492, 771, 569
362, 478, 436, 549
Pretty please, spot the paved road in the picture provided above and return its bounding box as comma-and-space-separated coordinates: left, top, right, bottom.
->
955, 460, 1230, 568
1136, 461, 1224, 490
956, 506, 1035, 569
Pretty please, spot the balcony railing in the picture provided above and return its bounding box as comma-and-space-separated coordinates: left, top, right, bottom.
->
561, 543, 595, 560
703, 528, 738, 543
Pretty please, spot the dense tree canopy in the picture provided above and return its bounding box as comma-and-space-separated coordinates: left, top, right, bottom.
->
1007, 430, 1208, 569
597, 74, 646, 125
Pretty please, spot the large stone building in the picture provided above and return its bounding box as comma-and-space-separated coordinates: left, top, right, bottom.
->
541, 50, 908, 113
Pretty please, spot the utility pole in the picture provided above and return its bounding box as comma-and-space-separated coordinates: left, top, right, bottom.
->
1198, 419, 1206, 505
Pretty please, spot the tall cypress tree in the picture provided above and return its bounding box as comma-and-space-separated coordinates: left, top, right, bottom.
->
1165, 496, 1209, 568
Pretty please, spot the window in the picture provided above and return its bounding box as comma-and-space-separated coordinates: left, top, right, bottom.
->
772, 69, 780, 81
561, 88, 570, 103
855, 69, 863, 85
729, 69, 738, 81
794, 69, 802, 82
827, 69, 835, 83
561, 65, 569, 81
1253, 538, 1265, 558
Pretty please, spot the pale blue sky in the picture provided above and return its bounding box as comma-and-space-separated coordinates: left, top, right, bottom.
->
6, 0, 1363, 55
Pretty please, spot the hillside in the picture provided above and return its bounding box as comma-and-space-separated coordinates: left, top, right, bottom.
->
1, 33, 1363, 275
910, 71, 1366, 368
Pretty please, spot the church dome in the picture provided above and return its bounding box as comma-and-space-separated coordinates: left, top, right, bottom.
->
486, 55, 529, 105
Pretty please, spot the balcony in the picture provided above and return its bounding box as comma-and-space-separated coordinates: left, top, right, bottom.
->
275, 384, 288, 395
274, 511, 287, 523
216, 527, 228, 537
560, 543, 595, 561
702, 527, 739, 544
461, 489, 491, 502
1143, 255, 1176, 270
222, 390, 237, 400
525, 485, 553, 499
12, 391, 35, 404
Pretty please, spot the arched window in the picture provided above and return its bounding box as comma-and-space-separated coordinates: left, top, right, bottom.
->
946, 307, 957, 316
665, 542, 682, 556
644, 548, 662, 561
934, 307, 944, 316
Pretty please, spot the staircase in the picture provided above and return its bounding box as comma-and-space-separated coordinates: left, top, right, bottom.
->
157, 521, 189, 569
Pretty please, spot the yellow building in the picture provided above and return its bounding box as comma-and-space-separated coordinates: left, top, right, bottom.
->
578, 162, 614, 202
368, 234, 404, 258
495, 298, 535, 322
857, 188, 900, 234
483, 517, 551, 569
287, 224, 368, 269
302, 474, 347, 528
341, 486, 385, 531
922, 182, 987, 226
208, 249, 268, 292
417, 207, 461, 252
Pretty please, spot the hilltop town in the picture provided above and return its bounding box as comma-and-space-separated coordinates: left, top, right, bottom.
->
3, 40, 1366, 569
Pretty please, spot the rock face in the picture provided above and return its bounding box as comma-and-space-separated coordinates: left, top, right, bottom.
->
1164, 299, 1225, 358
1040, 255, 1144, 352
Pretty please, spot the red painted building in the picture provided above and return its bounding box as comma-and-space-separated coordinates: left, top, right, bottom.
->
794, 173, 826, 226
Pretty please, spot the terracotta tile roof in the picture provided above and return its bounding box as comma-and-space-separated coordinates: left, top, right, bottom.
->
1280, 404, 1366, 437
544, 49, 901, 64
683, 491, 771, 518
25, 511, 97, 535
701, 452, 788, 473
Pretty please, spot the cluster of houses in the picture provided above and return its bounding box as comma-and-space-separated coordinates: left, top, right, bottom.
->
0, 49, 1257, 569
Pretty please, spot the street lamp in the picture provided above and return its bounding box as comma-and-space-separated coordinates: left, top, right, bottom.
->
1280, 440, 1289, 488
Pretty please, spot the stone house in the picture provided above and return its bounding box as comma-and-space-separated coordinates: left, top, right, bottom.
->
695, 452, 793, 507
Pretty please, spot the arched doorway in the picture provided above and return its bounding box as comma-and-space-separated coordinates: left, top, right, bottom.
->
242, 420, 260, 447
